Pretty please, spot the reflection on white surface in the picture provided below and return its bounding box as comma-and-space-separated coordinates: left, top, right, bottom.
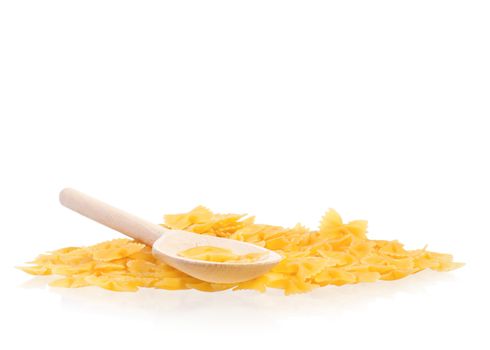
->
19, 270, 458, 328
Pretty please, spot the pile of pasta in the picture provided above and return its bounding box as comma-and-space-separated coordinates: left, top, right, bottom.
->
19, 207, 463, 295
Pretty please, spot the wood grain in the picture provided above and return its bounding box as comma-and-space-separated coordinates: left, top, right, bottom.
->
59, 188, 166, 246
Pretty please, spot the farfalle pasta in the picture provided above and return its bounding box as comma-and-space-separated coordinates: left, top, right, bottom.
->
18, 206, 463, 295
178, 246, 266, 263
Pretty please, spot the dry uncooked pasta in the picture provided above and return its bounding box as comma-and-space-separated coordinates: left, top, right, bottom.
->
18, 206, 463, 295
178, 246, 265, 263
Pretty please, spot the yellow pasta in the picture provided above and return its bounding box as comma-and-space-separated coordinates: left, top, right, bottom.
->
18, 207, 464, 295
178, 246, 265, 263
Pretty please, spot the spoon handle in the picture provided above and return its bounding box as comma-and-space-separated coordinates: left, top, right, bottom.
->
59, 188, 166, 246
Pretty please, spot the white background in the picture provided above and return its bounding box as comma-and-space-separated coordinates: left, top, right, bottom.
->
1, 1, 489, 349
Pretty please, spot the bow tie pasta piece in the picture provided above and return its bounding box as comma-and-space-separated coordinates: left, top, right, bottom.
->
178, 246, 266, 263
18, 208, 463, 295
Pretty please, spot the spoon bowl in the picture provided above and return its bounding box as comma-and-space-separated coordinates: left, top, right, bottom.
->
153, 230, 282, 283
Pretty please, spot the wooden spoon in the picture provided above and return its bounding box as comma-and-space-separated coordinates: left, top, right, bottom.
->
59, 188, 282, 284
